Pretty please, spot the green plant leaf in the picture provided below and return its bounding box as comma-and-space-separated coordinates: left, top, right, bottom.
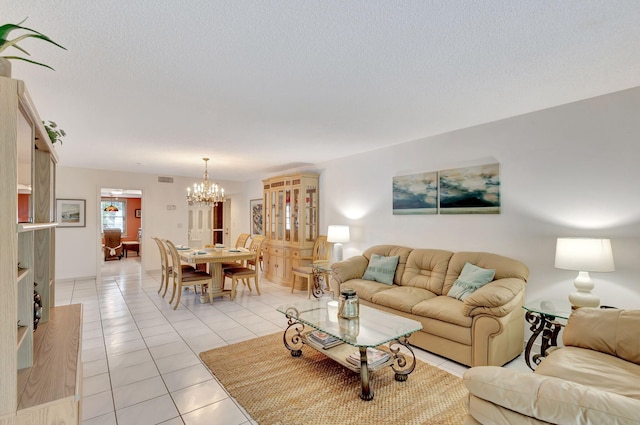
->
2, 55, 55, 70
0, 33, 66, 55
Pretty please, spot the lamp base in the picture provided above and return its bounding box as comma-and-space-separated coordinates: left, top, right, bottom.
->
568, 271, 600, 308
333, 243, 343, 262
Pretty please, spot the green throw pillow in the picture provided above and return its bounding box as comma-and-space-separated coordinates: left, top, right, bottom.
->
447, 262, 495, 301
362, 254, 400, 285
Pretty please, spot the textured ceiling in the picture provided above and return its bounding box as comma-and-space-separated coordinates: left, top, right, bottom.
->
3, 1, 640, 181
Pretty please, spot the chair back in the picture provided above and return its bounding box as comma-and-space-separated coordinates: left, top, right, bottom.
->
104, 228, 122, 248
312, 235, 330, 262
152, 237, 169, 270
163, 239, 185, 279
248, 235, 266, 262
236, 233, 250, 248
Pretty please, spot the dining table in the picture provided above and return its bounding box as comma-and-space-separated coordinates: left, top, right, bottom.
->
178, 247, 254, 303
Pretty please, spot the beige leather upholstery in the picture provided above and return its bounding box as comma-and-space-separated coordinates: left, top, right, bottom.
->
330, 245, 529, 367
463, 308, 640, 425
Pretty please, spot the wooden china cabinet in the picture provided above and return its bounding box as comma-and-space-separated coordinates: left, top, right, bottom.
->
0, 76, 82, 424
262, 173, 319, 288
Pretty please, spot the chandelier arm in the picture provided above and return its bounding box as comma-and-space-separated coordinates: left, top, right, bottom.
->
186, 157, 225, 206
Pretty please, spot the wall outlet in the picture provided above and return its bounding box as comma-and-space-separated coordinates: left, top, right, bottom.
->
167, 204, 176, 210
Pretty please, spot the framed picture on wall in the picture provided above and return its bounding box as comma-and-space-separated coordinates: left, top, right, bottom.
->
250, 198, 263, 236
135, 209, 141, 218
392, 171, 439, 215
56, 199, 86, 227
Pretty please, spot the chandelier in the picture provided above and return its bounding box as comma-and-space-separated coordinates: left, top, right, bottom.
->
186, 158, 225, 206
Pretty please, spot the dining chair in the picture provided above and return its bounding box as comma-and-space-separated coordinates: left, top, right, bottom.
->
223, 235, 266, 300
164, 239, 213, 309
246, 240, 264, 272
152, 237, 193, 297
291, 235, 330, 298
221, 233, 252, 270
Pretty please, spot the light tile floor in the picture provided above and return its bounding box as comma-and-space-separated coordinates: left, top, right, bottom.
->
56, 256, 529, 425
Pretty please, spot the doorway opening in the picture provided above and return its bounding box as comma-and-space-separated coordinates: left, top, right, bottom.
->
188, 201, 230, 247
99, 187, 143, 277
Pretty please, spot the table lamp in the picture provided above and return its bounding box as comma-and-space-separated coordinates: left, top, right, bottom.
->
327, 225, 350, 261
554, 237, 615, 308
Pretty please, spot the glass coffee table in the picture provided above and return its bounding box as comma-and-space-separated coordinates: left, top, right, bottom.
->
276, 298, 423, 400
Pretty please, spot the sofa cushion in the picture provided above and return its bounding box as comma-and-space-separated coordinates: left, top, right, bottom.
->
401, 249, 453, 295
412, 295, 473, 328
443, 252, 529, 295
362, 254, 399, 285
341, 279, 393, 303
362, 245, 413, 285
447, 262, 495, 301
370, 286, 437, 314
536, 346, 640, 400
563, 308, 640, 365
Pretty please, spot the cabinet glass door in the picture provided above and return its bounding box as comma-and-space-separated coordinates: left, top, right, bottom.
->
285, 189, 291, 241
292, 187, 299, 243
277, 190, 284, 241
270, 191, 276, 239
305, 185, 317, 241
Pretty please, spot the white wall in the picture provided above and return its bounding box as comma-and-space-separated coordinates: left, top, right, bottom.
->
56, 86, 640, 309
55, 168, 245, 280
315, 86, 640, 309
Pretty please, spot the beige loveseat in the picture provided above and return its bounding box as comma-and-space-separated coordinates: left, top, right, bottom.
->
463, 308, 640, 425
329, 245, 529, 367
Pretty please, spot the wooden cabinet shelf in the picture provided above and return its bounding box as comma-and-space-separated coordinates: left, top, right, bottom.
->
17, 326, 28, 349
17, 305, 82, 413
1, 76, 79, 424
17, 222, 58, 233
17, 268, 29, 283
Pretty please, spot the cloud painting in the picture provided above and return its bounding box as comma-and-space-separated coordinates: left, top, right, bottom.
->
439, 163, 500, 214
393, 171, 438, 215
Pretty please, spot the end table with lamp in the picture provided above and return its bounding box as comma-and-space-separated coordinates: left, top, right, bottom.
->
522, 298, 572, 370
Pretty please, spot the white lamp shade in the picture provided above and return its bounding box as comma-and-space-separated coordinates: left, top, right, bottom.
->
554, 238, 615, 272
327, 225, 350, 243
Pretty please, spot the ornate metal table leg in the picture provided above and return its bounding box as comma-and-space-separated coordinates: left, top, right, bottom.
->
359, 346, 374, 401
524, 311, 563, 370
524, 311, 545, 370
536, 318, 562, 365
311, 269, 323, 298
283, 308, 304, 357
389, 336, 417, 381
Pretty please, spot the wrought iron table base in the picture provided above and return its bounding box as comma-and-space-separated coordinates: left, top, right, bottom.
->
524, 310, 563, 370
282, 315, 417, 400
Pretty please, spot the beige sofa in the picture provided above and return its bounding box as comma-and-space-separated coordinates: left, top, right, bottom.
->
463, 308, 640, 425
329, 245, 529, 367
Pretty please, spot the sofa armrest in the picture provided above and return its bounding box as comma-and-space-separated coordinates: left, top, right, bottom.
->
463, 277, 525, 317
327, 256, 368, 297
331, 256, 368, 283
464, 366, 640, 425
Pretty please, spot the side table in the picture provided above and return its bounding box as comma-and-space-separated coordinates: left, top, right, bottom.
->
310, 261, 334, 298
522, 299, 571, 370
122, 241, 141, 257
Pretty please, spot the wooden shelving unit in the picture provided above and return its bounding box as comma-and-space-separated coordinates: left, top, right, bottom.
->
263, 173, 320, 288
1, 76, 82, 424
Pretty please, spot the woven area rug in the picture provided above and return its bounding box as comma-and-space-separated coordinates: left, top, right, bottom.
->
200, 332, 468, 425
